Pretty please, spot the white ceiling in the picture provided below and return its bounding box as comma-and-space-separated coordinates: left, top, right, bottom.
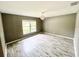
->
0, 1, 76, 17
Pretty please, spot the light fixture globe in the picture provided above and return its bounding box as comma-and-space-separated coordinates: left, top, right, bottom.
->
40, 15, 45, 20
40, 11, 45, 20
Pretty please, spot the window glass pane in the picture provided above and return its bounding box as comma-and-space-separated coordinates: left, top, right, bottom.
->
30, 21, 36, 26
30, 21, 36, 32
22, 20, 30, 34
31, 27, 36, 32
23, 22, 29, 26
23, 26, 30, 34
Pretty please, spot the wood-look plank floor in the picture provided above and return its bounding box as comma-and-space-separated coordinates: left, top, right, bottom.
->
7, 34, 75, 57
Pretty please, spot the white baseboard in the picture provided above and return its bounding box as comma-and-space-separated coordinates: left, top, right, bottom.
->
6, 32, 73, 45
6, 33, 39, 45
6, 38, 22, 45
44, 32, 73, 40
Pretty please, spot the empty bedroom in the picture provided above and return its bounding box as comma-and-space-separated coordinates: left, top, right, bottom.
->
0, 1, 79, 57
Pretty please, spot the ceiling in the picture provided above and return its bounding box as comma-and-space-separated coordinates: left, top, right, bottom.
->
0, 1, 75, 18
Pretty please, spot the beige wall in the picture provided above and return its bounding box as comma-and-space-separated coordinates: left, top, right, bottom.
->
2, 13, 43, 43
43, 13, 76, 38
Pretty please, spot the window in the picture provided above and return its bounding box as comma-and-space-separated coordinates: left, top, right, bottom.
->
22, 20, 36, 35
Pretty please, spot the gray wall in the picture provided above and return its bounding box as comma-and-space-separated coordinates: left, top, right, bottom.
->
0, 38, 3, 57
43, 13, 76, 38
2, 13, 43, 43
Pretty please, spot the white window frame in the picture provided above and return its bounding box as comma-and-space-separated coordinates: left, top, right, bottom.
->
22, 20, 37, 35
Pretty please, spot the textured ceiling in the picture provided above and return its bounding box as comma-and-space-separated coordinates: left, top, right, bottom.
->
0, 1, 75, 17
